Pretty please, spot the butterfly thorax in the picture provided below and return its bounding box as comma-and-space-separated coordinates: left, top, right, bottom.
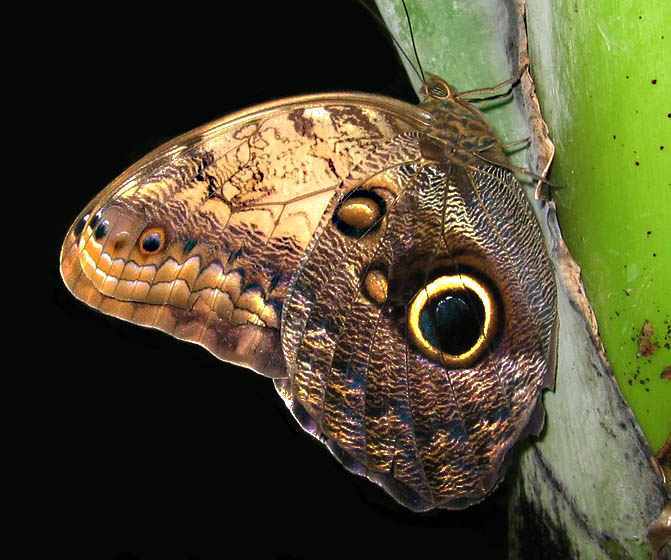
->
418, 80, 508, 169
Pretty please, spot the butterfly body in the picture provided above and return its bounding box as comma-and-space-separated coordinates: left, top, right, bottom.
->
61, 75, 556, 511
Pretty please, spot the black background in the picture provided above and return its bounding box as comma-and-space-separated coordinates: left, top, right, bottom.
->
43, 1, 509, 557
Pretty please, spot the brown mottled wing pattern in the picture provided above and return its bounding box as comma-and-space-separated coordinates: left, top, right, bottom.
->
61, 84, 556, 511
60, 94, 432, 377
275, 90, 556, 511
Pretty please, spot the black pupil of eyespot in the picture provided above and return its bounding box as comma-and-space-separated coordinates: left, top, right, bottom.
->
142, 232, 162, 252
94, 220, 109, 239
420, 289, 484, 356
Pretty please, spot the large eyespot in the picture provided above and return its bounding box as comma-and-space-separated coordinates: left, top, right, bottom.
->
407, 273, 500, 368
332, 189, 386, 238
138, 227, 165, 255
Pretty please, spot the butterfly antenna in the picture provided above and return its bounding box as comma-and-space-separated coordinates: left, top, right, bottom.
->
401, 0, 425, 83
357, 0, 425, 84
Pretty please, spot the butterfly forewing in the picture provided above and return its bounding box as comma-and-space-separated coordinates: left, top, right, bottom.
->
61, 79, 557, 511
61, 94, 432, 377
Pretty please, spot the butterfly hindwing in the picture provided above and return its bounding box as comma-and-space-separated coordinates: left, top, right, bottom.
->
276, 89, 556, 510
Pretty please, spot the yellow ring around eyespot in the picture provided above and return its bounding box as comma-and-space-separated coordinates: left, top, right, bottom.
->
407, 274, 498, 368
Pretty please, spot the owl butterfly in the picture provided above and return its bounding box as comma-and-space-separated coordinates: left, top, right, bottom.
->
60, 43, 557, 509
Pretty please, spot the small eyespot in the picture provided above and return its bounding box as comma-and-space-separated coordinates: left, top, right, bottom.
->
89, 210, 102, 229
332, 189, 386, 238
139, 227, 165, 254
364, 269, 388, 304
94, 220, 109, 239
407, 273, 500, 368
73, 212, 90, 238
339, 197, 380, 228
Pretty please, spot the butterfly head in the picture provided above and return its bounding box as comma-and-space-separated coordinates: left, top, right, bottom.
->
422, 74, 456, 100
